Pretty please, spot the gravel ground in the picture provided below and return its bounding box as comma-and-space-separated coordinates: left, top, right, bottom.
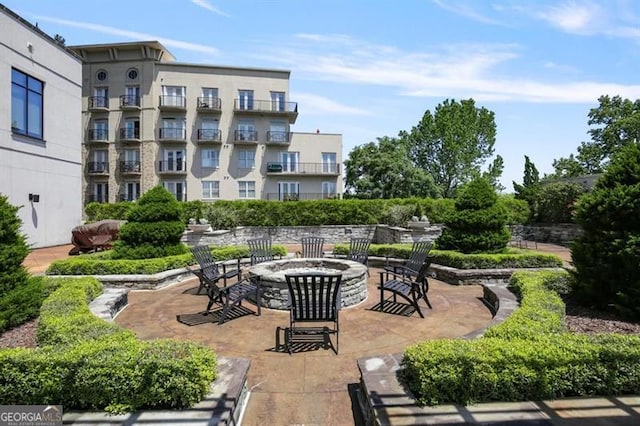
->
1, 300, 639, 350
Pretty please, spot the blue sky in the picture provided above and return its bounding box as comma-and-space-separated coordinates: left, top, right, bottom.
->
5, 0, 639, 192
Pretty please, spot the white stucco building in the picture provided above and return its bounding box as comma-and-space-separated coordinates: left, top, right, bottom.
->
0, 5, 83, 248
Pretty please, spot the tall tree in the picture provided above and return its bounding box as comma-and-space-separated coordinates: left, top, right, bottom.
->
401, 98, 497, 198
513, 155, 540, 220
344, 136, 439, 198
551, 95, 640, 177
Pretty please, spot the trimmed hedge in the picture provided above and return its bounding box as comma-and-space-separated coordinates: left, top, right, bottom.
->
0, 276, 60, 332
0, 277, 217, 413
46, 245, 287, 276
332, 244, 562, 269
400, 271, 640, 406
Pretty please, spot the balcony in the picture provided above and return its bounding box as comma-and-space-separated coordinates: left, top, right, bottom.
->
234, 99, 298, 123
233, 129, 258, 144
197, 97, 222, 113
119, 128, 140, 142
158, 160, 187, 174
159, 95, 186, 111
87, 194, 109, 203
88, 96, 109, 111
120, 95, 141, 110
266, 193, 341, 201
266, 131, 290, 145
87, 129, 109, 143
119, 161, 141, 174
159, 128, 187, 142
197, 129, 222, 143
118, 193, 139, 202
87, 161, 109, 175
265, 162, 340, 175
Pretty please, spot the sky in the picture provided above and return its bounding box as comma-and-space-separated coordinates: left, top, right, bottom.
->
4, 0, 639, 192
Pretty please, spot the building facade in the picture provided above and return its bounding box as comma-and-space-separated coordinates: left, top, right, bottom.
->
1, 5, 83, 248
69, 41, 342, 204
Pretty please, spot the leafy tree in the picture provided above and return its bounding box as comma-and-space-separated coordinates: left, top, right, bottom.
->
535, 182, 585, 223
551, 95, 640, 177
344, 136, 439, 198
436, 178, 510, 253
112, 186, 187, 259
401, 98, 498, 198
571, 141, 640, 319
483, 155, 505, 192
0, 194, 30, 297
513, 155, 541, 221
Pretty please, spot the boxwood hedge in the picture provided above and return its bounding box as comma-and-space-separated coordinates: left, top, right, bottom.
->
400, 271, 640, 406
46, 245, 287, 276
0, 277, 217, 413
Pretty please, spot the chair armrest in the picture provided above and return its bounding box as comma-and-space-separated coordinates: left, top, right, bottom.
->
379, 269, 416, 284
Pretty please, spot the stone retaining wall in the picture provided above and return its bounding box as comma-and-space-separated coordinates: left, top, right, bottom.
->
521, 223, 582, 246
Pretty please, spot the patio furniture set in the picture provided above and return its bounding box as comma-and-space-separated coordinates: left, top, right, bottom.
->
188, 237, 433, 354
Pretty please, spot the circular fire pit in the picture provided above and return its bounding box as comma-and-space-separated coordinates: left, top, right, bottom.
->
249, 258, 368, 310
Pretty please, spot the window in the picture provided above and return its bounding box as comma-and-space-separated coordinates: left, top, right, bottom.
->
202, 148, 220, 168
202, 181, 220, 199
278, 182, 299, 201
238, 149, 255, 168
123, 149, 140, 172
269, 121, 288, 142
93, 182, 108, 203
271, 91, 285, 111
163, 149, 186, 172
238, 90, 254, 110
93, 120, 108, 141
92, 87, 108, 108
162, 85, 186, 108
322, 182, 337, 198
123, 181, 140, 201
238, 181, 256, 199
322, 152, 337, 173
236, 120, 256, 141
11, 68, 43, 139
127, 68, 138, 81
91, 150, 108, 173
163, 181, 186, 201
123, 86, 140, 107
123, 118, 140, 139
280, 151, 299, 172
200, 87, 219, 108
200, 119, 219, 140
161, 118, 186, 139
96, 70, 107, 82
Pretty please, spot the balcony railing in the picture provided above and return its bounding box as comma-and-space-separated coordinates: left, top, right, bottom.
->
88, 96, 108, 110
266, 162, 340, 175
233, 99, 298, 123
120, 95, 140, 109
87, 194, 109, 203
158, 160, 187, 173
233, 129, 258, 143
159, 95, 186, 110
119, 127, 140, 141
266, 193, 341, 201
119, 161, 141, 174
266, 131, 290, 144
87, 129, 108, 142
197, 129, 222, 142
197, 97, 222, 112
159, 128, 187, 141
87, 161, 109, 174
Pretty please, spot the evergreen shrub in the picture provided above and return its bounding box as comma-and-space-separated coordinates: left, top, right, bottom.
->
0, 194, 30, 297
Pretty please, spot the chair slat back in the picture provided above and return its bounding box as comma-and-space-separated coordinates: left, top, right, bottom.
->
191, 245, 221, 281
347, 237, 371, 266
248, 237, 273, 265
301, 237, 325, 258
405, 241, 432, 275
286, 273, 342, 322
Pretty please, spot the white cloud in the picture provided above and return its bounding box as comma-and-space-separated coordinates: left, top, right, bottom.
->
190, 0, 230, 17
264, 34, 640, 104
293, 93, 371, 116
34, 15, 220, 55
431, 0, 505, 25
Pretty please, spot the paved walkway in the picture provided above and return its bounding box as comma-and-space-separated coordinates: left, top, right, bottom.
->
21, 242, 640, 425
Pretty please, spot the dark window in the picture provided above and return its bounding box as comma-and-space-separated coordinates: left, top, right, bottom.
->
127, 68, 138, 80
11, 68, 43, 139
96, 70, 107, 81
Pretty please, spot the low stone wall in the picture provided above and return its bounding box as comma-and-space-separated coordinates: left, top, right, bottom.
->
522, 223, 582, 246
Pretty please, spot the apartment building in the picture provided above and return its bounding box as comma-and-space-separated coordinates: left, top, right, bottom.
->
1, 5, 83, 248
68, 41, 342, 203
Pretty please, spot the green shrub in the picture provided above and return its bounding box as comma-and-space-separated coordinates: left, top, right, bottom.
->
0, 277, 217, 412
400, 270, 640, 406
380, 204, 416, 227
112, 187, 187, 260
534, 182, 585, 223
498, 195, 530, 225
437, 178, 510, 253
0, 194, 30, 297
85, 202, 133, 222
571, 141, 640, 319
0, 276, 60, 332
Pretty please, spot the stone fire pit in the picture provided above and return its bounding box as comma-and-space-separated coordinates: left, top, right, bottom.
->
248, 258, 368, 310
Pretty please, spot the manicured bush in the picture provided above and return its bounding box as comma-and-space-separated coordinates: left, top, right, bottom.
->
0, 277, 60, 332
400, 270, 640, 406
380, 204, 416, 227
85, 201, 133, 222
498, 195, 530, 225
0, 277, 217, 413
112, 186, 187, 259
437, 178, 511, 253
571, 141, 640, 319
534, 181, 585, 223
0, 194, 30, 297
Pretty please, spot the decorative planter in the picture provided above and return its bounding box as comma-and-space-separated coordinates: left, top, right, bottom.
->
187, 224, 210, 233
